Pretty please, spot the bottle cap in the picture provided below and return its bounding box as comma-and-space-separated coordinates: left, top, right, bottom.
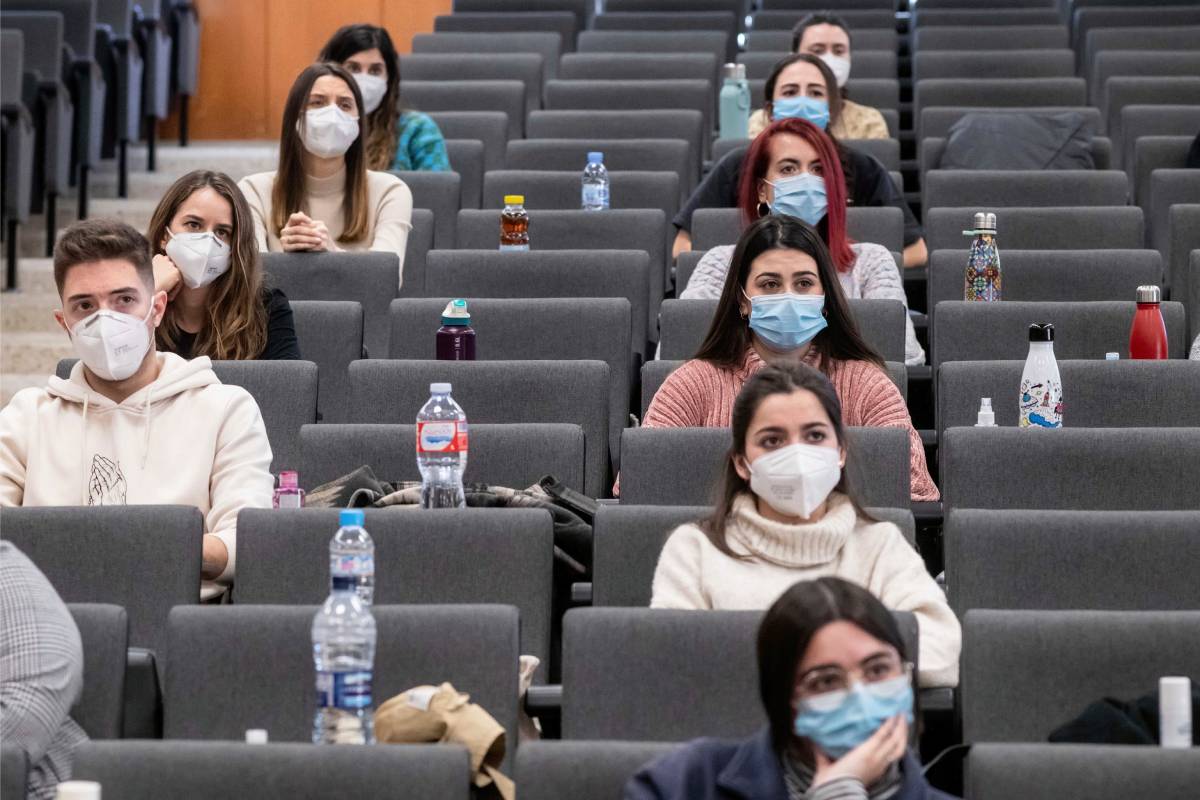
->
430, 382, 452, 394
735, 63, 746, 80
1161, 676, 1191, 706
55, 782, 102, 800
503, 194, 524, 205
1028, 322, 1054, 342
278, 470, 298, 489
441, 298, 470, 326
245, 728, 269, 744
985, 212, 997, 230
1105, 352, 1120, 360
975, 397, 996, 427
339, 509, 365, 527
722, 62, 739, 80
587, 151, 603, 164
1136, 285, 1161, 303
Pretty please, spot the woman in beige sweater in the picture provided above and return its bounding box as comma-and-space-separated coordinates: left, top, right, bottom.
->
651, 362, 960, 688
239, 63, 412, 287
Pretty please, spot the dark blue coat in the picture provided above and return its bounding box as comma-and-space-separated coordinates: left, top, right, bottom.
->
623, 727, 959, 800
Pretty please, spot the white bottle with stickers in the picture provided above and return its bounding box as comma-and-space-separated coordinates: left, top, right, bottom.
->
1019, 323, 1062, 429
416, 382, 468, 509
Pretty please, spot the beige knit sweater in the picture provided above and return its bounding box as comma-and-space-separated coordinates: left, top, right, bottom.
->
651, 492, 961, 688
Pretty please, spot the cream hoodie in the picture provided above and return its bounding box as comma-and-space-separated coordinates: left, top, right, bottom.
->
0, 353, 274, 594
651, 492, 961, 688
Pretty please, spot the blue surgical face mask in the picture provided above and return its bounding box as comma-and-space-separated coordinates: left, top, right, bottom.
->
771, 95, 830, 131
793, 674, 915, 759
746, 292, 827, 352
769, 174, 827, 227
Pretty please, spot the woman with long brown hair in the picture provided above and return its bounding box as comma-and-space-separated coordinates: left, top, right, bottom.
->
149, 169, 299, 360
649, 363, 959, 688
238, 63, 413, 284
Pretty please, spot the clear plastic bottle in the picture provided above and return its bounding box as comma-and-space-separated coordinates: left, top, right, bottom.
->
273, 471, 305, 508
963, 212, 1001, 302
311, 574, 376, 745
330, 509, 374, 606
416, 383, 469, 509
499, 194, 530, 251
581, 151, 610, 211
1019, 323, 1063, 429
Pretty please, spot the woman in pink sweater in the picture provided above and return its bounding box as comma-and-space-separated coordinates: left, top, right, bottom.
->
645, 215, 938, 500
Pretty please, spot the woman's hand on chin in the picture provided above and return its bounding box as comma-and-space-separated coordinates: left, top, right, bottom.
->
811, 714, 908, 790
152, 254, 184, 300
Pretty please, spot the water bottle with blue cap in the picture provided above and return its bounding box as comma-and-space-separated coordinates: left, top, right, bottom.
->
329, 508, 374, 606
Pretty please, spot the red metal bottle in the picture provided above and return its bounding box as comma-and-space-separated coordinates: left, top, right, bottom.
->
1128, 285, 1168, 360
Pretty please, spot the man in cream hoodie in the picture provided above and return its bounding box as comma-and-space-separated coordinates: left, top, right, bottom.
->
0, 218, 274, 598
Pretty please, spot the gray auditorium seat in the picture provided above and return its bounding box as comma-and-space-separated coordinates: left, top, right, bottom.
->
752, 9, 895, 31
921, 135, 1113, 176
94, 0, 143, 178
399, 54, 543, 121
560, 52, 721, 103
517, 741, 680, 800
424, 250, 651, 357
481, 170, 679, 235
619, 426, 910, 509
916, 79, 1088, 142
544, 80, 713, 155
405, 208, 434, 296
393, 170, 461, 250
73, 741, 470, 800
674, 252, 706, 295
1072, 6, 1200, 56
428, 111, 509, 173
914, 8, 1062, 27
347, 360, 610, 497
746, 29, 897, 53
918, 107, 1104, 164
67, 604, 127, 740
401, 81, 526, 139
299, 423, 586, 495
289, 301, 363, 424
922, 171, 1128, 214
0, 29, 34, 264
0, 506, 202, 656
658, 297, 907, 365
914, 50, 1074, 84
434, 12, 578, 52
1132, 133, 1192, 207
739, 50, 897, 83
235, 508, 554, 669
924, 207, 1143, 251
1172, 207, 1200, 324
914, 25, 1068, 51
845, 138, 902, 172
412, 32, 562, 81
593, 12, 737, 61
945, 509, 1200, 620
962, 609, 1200, 742
1089, 50, 1200, 111
691, 206, 905, 255
966, 744, 1200, 800
505, 139, 694, 201
453, 0, 591, 30
932, 300, 1186, 368
941, 428, 1200, 513
1082, 26, 1200, 97
1, 747, 25, 800
1103, 76, 1200, 158
576, 31, 728, 94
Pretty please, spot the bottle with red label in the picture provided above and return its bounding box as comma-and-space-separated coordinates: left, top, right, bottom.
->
416, 382, 468, 509
1128, 285, 1169, 359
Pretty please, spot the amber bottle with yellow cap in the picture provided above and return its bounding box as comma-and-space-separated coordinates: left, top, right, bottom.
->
499, 194, 530, 251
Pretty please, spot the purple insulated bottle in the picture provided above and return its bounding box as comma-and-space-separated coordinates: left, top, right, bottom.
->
436, 299, 475, 361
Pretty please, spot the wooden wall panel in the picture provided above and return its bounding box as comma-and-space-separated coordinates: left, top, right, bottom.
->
164, 0, 452, 140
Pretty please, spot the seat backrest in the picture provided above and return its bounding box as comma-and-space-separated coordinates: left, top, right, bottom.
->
740, 50, 897, 83
289, 300, 363, 424
914, 49, 1075, 83
1118, 104, 1200, 172
559, 52, 720, 91
299, 423, 586, 493
453, 0, 591, 29
1089, 50, 1200, 110
921, 135, 1113, 175
404, 208, 434, 297
752, 8, 895, 30
516, 741, 680, 800
427, 111, 509, 172
1132, 134, 1192, 206
412, 32, 562, 81
1, 747, 25, 800
592, 11, 737, 60
1148, 170, 1199, 280
674, 252, 706, 297
399, 54, 543, 121
1082, 27, 1200, 86
1171, 206, 1200, 323
914, 7, 1062, 26
576, 30, 728, 87
401, 80, 526, 139
923, 170, 1128, 213
966, 743, 1200, 800
433, 11, 578, 53
924, 206, 1143, 251
235, 508, 554, 668
946, 509, 1200, 620
562, 608, 917, 740
1073, 6, 1200, 55
916, 79, 1087, 127
938, 360, 1200, 438
658, 297, 907, 364
619, 426, 910, 509
844, 138, 901, 171
1, 30, 23, 103
504, 138, 694, 200
932, 300, 1186, 367
1103, 76, 1200, 154
543, 80, 713, 148
211, 360, 318, 473
527, 109, 704, 180
164, 605, 520, 761
0, 506, 202, 655
423, 250, 651, 357
962, 609, 1200, 742
67, 603, 127, 740
73, 741, 470, 800
918, 106, 1103, 148
347, 360, 610, 497
914, 25, 1068, 51
0, 12, 63, 81
5, 0, 95, 61
691, 206, 905, 254
264, 252, 398, 359
746, 28, 897, 52
393, 170, 461, 250
482, 169, 678, 215
941, 427, 1200, 513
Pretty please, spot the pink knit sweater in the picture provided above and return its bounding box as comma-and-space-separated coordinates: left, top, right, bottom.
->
643, 348, 939, 501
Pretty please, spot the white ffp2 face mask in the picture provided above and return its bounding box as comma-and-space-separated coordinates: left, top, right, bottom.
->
748, 443, 842, 518
70, 303, 155, 382
819, 53, 851, 89
165, 229, 231, 288
299, 104, 360, 159
353, 73, 388, 115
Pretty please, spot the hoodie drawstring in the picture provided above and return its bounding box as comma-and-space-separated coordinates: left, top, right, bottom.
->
79, 395, 90, 504
141, 390, 153, 469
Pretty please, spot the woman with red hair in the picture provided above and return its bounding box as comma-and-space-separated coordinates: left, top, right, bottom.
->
681, 117, 924, 366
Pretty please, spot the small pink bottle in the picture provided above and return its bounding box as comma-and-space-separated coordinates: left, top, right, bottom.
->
273, 471, 305, 508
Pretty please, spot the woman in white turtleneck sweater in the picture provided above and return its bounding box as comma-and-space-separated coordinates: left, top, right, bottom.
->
239, 62, 412, 287
650, 362, 960, 689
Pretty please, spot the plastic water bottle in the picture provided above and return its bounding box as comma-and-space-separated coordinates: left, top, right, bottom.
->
273, 470, 304, 508
330, 509, 374, 606
718, 63, 750, 140
582, 151, 610, 211
963, 212, 1001, 302
1019, 323, 1063, 429
311, 573, 376, 745
416, 383, 468, 509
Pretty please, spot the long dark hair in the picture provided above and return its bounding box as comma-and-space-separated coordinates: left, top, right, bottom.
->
272, 63, 370, 244
318, 23, 403, 172
700, 362, 873, 556
692, 215, 884, 370
758, 577, 908, 752
763, 53, 843, 132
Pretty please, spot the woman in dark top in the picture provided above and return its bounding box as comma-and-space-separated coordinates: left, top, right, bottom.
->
625, 577, 958, 800
147, 170, 301, 360
673, 54, 927, 268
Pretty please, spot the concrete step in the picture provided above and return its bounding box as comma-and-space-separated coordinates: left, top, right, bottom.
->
13, 198, 162, 258
0, 331, 72, 378
1, 258, 55, 294
90, 151, 279, 199
113, 141, 278, 175
1, 289, 63, 333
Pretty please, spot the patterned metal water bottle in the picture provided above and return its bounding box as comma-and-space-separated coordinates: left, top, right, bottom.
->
964, 212, 1001, 302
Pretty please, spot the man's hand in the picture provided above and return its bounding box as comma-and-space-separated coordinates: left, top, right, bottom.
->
811, 714, 908, 790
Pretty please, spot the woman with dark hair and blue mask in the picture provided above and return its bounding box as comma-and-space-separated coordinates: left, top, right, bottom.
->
625, 576, 960, 800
